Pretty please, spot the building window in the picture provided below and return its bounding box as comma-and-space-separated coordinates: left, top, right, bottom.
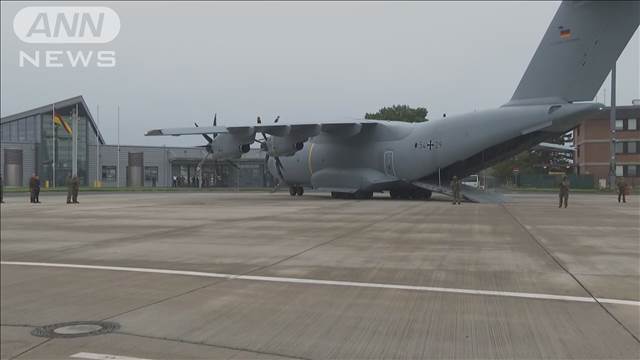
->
615, 120, 624, 130
615, 142, 624, 154
102, 166, 117, 182
144, 166, 158, 181
628, 142, 637, 154
628, 118, 637, 131
615, 165, 624, 176
627, 165, 637, 177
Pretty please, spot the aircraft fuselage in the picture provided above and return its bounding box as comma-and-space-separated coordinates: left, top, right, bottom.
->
270, 102, 600, 193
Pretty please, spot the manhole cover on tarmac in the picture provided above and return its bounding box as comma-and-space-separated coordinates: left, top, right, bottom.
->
31, 321, 120, 338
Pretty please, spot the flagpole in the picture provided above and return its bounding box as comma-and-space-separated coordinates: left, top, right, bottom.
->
72, 104, 78, 177
52, 103, 56, 188
96, 104, 100, 187
117, 105, 120, 188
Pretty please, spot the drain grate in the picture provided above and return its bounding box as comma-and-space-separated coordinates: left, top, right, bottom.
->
31, 321, 120, 338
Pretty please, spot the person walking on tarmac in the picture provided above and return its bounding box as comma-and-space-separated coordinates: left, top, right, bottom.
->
616, 177, 628, 203
71, 175, 80, 204
559, 175, 570, 208
66, 175, 73, 204
451, 176, 462, 205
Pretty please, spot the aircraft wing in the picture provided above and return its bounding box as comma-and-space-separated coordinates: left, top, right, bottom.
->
145, 121, 380, 138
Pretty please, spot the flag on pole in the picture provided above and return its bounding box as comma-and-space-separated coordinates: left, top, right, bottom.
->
53, 111, 73, 135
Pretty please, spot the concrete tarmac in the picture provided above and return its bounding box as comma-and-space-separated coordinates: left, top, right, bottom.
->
1, 192, 639, 359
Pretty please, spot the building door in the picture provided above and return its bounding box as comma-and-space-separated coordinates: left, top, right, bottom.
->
4, 149, 23, 186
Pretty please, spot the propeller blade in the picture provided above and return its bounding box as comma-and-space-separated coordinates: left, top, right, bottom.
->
202, 134, 213, 143
213, 114, 218, 139
274, 156, 285, 179
194, 122, 213, 143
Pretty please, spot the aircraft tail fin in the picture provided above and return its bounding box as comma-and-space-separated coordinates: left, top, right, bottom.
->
507, 1, 639, 106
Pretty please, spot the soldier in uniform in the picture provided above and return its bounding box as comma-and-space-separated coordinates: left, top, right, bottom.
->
451, 176, 462, 205
66, 175, 73, 204
616, 177, 627, 203
29, 173, 37, 203
559, 175, 570, 208
35, 175, 41, 203
71, 175, 80, 204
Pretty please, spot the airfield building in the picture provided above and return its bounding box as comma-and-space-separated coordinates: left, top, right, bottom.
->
574, 105, 640, 187
1, 96, 274, 188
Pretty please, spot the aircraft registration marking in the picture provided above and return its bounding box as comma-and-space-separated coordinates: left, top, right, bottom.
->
415, 140, 442, 151
3, 261, 639, 307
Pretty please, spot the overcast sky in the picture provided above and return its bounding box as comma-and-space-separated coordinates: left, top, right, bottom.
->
1, 1, 638, 147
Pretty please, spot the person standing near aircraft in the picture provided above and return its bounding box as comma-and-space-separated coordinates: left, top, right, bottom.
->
616, 177, 627, 203
66, 175, 73, 204
559, 175, 570, 208
29, 173, 37, 203
71, 175, 80, 204
451, 176, 462, 205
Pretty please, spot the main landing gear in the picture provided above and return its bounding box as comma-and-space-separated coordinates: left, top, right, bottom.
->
389, 189, 432, 200
331, 191, 374, 200
289, 186, 304, 196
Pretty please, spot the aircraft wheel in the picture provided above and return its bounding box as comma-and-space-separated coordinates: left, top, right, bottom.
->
355, 191, 373, 200
411, 189, 432, 200
296, 186, 304, 196
289, 187, 297, 196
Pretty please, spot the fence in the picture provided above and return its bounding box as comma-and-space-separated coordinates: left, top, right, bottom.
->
514, 174, 595, 189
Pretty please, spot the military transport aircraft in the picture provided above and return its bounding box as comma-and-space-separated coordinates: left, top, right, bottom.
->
146, 1, 639, 201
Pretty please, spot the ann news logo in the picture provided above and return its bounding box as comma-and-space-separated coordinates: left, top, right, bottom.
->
13, 7, 120, 68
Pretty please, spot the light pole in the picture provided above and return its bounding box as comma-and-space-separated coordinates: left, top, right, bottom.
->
609, 64, 617, 189
117, 105, 120, 188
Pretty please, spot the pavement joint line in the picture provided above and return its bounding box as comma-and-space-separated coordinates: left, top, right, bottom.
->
8, 337, 51, 360
3, 261, 639, 307
30, 199, 352, 262
233, 200, 417, 278
114, 331, 310, 360
500, 203, 640, 344
54, 200, 366, 323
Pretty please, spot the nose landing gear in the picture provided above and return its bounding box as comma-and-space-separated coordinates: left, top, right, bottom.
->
289, 186, 304, 196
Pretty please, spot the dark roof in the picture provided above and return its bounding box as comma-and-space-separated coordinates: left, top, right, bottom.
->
0, 95, 105, 144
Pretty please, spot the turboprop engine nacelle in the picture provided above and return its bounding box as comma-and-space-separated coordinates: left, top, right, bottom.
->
209, 134, 251, 160
267, 137, 305, 157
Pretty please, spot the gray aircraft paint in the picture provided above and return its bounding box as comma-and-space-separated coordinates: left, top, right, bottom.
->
274, 102, 600, 191
147, 1, 639, 197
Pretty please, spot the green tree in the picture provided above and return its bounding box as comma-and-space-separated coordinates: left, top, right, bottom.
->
365, 105, 428, 123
